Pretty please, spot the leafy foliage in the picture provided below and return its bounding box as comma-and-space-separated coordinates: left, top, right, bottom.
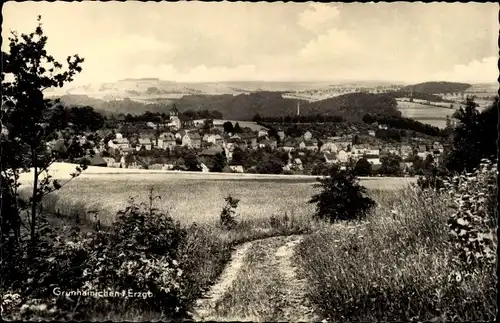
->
444, 159, 497, 269
309, 166, 375, 222
445, 96, 498, 173
219, 195, 240, 230
1, 16, 87, 251
1, 189, 189, 320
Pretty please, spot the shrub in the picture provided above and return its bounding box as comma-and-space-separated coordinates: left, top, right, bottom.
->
309, 165, 375, 222
77, 194, 188, 318
445, 159, 497, 269
1, 190, 189, 321
219, 195, 240, 230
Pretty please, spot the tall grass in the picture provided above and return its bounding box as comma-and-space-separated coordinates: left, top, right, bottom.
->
296, 186, 497, 321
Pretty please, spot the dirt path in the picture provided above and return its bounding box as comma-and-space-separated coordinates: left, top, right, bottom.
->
274, 235, 320, 322
191, 241, 254, 321
191, 235, 320, 322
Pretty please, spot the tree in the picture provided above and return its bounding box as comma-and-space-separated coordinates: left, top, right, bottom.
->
233, 122, 243, 133
423, 153, 435, 172
309, 166, 375, 222
231, 147, 247, 166
252, 113, 262, 123
223, 121, 234, 133
445, 96, 498, 173
202, 119, 213, 133
183, 152, 201, 171
255, 158, 283, 174
352, 134, 360, 145
380, 153, 402, 176
210, 152, 227, 172
1, 16, 86, 250
354, 157, 372, 176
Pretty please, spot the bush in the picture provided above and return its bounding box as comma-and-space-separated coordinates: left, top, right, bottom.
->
444, 159, 497, 269
309, 166, 375, 222
219, 195, 240, 230
1, 190, 189, 321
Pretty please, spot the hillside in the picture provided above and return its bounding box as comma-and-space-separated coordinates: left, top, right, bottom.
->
53, 91, 401, 122
54, 95, 171, 116
400, 82, 471, 94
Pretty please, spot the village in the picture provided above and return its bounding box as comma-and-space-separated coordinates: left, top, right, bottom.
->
45, 105, 446, 176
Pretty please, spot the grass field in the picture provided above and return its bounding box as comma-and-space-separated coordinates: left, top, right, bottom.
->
396, 100, 456, 128
38, 173, 415, 227
296, 186, 497, 321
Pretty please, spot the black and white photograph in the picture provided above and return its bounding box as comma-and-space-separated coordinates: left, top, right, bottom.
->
0, 1, 498, 322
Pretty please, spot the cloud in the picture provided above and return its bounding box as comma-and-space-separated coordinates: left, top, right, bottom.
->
298, 3, 340, 31
298, 29, 362, 62
429, 56, 498, 84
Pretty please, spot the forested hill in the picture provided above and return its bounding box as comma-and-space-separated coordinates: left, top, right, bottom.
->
399, 82, 471, 94
53, 92, 401, 122
305, 92, 400, 121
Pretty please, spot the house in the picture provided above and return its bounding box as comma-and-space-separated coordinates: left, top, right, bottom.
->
304, 140, 317, 151
336, 150, 349, 163
417, 145, 430, 159
146, 122, 158, 129
229, 165, 244, 173
277, 129, 286, 141
175, 129, 186, 141
258, 128, 269, 138
121, 147, 135, 155
115, 133, 124, 139
324, 152, 336, 164
368, 130, 376, 137
180, 114, 195, 129
292, 158, 303, 171
138, 138, 152, 150
432, 142, 444, 153
352, 145, 368, 156
303, 131, 313, 141
320, 142, 338, 153
367, 157, 381, 168
103, 157, 118, 168
297, 140, 306, 150
365, 148, 380, 157
400, 145, 412, 158
199, 147, 224, 170
240, 133, 258, 150
258, 138, 277, 149
168, 106, 182, 130
159, 132, 176, 150
108, 137, 130, 150
97, 139, 107, 153
182, 132, 202, 149
282, 140, 295, 152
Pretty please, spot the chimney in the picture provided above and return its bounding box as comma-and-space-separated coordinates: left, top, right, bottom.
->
297, 101, 300, 116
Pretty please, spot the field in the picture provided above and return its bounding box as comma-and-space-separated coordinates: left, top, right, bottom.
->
396, 99, 456, 128
38, 173, 414, 227
18, 163, 416, 227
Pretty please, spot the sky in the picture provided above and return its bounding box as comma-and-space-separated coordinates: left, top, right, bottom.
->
2, 1, 498, 86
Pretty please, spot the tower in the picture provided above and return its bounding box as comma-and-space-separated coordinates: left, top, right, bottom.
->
297, 101, 300, 116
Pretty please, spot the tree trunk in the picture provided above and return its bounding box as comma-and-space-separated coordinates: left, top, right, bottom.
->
30, 148, 38, 250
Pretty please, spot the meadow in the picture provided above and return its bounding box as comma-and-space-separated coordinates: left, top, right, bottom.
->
296, 184, 497, 321
38, 173, 415, 227
396, 99, 455, 128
